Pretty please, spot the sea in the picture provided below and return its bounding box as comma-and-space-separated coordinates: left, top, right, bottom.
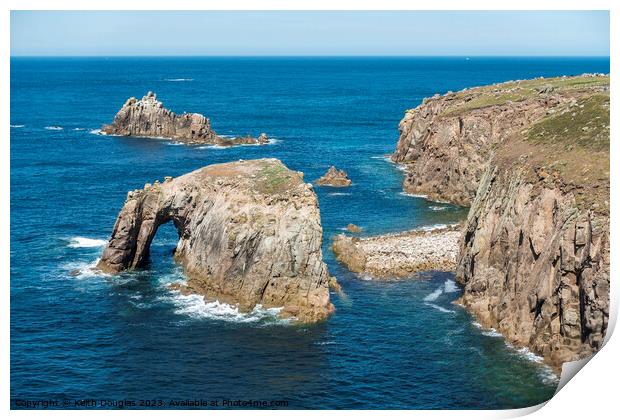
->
10, 56, 610, 409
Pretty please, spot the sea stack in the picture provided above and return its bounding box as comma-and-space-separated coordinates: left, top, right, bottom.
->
315, 166, 352, 187
393, 74, 610, 369
101, 92, 270, 146
96, 158, 333, 322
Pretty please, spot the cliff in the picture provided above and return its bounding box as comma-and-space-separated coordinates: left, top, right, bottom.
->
96, 158, 333, 322
102, 92, 269, 146
393, 74, 610, 369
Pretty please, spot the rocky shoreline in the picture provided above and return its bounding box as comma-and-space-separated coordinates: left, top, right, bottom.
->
102, 91, 269, 146
332, 225, 460, 278
391, 74, 610, 371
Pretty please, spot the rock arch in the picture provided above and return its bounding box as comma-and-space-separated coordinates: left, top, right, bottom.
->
96, 159, 333, 322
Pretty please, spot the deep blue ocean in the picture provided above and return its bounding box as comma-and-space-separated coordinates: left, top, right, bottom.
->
10, 57, 610, 409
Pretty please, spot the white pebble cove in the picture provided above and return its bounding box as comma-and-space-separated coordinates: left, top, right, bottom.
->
332, 225, 461, 278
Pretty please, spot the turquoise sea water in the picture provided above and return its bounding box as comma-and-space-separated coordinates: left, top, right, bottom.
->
10, 57, 610, 409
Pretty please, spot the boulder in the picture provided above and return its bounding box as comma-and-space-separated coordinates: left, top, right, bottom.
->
316, 166, 352, 187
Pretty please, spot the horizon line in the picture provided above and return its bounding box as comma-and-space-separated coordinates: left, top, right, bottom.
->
10, 54, 612, 58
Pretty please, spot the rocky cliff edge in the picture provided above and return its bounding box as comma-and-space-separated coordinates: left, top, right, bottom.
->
393, 74, 610, 370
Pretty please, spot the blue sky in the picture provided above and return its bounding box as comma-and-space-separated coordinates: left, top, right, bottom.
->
11, 11, 609, 56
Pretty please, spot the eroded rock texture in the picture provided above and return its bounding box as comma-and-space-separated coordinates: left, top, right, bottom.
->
315, 166, 352, 187
393, 74, 610, 369
97, 158, 333, 322
102, 92, 269, 146
456, 166, 609, 368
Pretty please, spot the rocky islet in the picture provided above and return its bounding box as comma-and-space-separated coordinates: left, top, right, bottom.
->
102, 91, 270, 146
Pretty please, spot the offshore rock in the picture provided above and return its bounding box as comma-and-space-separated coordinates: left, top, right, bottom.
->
102, 92, 269, 146
315, 166, 352, 187
96, 158, 333, 322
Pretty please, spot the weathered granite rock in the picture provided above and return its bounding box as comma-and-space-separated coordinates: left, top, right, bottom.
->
96, 158, 333, 322
456, 165, 609, 369
393, 74, 610, 370
332, 226, 460, 278
315, 166, 352, 187
392, 74, 609, 206
102, 92, 269, 146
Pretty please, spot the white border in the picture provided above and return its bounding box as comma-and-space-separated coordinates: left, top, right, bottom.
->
2, 2, 616, 419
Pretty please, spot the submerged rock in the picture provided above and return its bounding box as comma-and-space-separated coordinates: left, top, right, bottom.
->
315, 166, 352, 187
102, 92, 269, 146
96, 158, 333, 322
346, 223, 362, 233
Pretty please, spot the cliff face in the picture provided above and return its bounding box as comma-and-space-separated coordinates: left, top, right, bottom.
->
394, 75, 610, 369
102, 92, 269, 146
97, 158, 332, 322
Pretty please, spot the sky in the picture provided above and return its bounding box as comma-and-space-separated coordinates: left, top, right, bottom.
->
10, 11, 610, 57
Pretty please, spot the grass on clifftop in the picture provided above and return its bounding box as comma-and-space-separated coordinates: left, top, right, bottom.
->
444, 75, 609, 115
256, 162, 299, 194
527, 94, 610, 152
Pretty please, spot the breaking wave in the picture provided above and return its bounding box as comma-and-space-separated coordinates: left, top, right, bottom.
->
10, 124, 25, 128
164, 78, 194, 82
62, 258, 107, 280
67, 236, 108, 248
165, 291, 292, 325
45, 126, 63, 131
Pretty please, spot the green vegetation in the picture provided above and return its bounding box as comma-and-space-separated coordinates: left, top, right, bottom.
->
256, 162, 296, 194
527, 94, 610, 152
443, 75, 609, 115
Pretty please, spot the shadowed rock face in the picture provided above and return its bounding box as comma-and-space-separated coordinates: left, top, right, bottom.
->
102, 92, 269, 146
96, 158, 333, 322
393, 74, 610, 370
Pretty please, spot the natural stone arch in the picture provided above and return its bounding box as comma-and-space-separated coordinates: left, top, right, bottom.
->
96, 159, 333, 322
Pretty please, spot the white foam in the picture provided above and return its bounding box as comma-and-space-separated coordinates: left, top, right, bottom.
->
164, 78, 194, 82
197, 144, 227, 150
400, 191, 428, 199
443, 279, 459, 293
481, 328, 504, 338
166, 141, 184, 146
430, 205, 447, 211
67, 236, 108, 248
62, 258, 108, 280
472, 321, 503, 337
73, 128, 85, 131
419, 223, 450, 232
424, 287, 444, 302
10, 124, 25, 128
45, 126, 63, 131
425, 302, 455, 314
89, 129, 105, 135
167, 291, 292, 324
315, 341, 336, 346
328, 192, 352, 196
515, 346, 544, 363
